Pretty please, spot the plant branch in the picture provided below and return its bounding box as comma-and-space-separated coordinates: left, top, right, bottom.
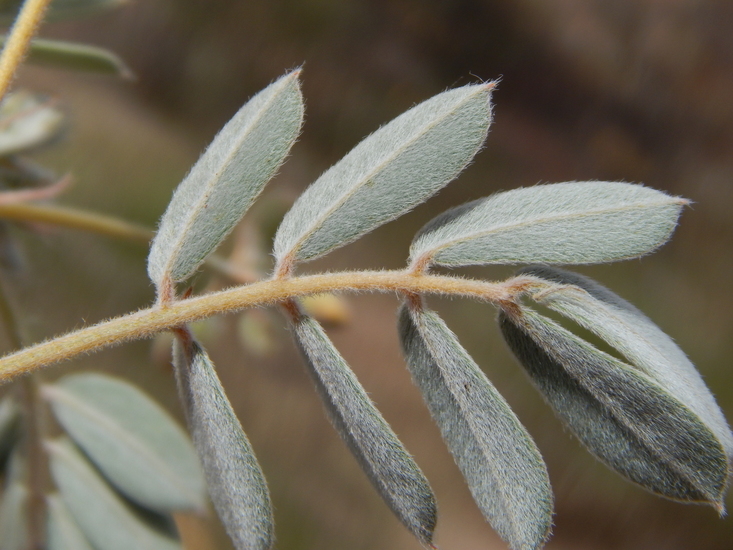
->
0, 270, 530, 382
0, 201, 153, 243
0, 0, 53, 100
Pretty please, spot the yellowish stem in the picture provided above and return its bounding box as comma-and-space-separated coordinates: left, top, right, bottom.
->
0, 202, 153, 243
0, 0, 53, 100
0, 270, 525, 382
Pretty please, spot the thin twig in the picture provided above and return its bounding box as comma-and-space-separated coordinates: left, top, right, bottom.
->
0, 201, 154, 243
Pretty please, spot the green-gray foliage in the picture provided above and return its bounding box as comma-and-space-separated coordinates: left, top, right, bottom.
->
291, 307, 437, 546
410, 182, 687, 268
45, 494, 94, 550
46, 439, 181, 550
399, 303, 552, 550
273, 82, 494, 270
173, 334, 273, 550
499, 307, 729, 508
0, 37, 133, 76
43, 372, 206, 513
0, 91, 65, 157
148, 70, 303, 291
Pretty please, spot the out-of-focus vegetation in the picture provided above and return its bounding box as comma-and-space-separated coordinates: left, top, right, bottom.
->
5, 0, 733, 548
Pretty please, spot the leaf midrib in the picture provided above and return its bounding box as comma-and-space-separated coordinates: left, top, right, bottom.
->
416, 310, 545, 546
160, 75, 294, 282
420, 196, 683, 263
285, 86, 487, 261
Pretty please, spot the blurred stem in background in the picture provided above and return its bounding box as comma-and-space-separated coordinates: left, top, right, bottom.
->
0, 0, 53, 98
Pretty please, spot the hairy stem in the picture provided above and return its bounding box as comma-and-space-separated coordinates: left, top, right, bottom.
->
0, 270, 528, 382
0, 0, 53, 100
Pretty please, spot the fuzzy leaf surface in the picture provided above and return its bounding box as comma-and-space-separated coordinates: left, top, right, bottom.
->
399, 304, 552, 550
291, 311, 437, 546
410, 182, 687, 268
499, 307, 729, 509
43, 372, 206, 513
46, 438, 181, 550
46, 494, 95, 550
518, 265, 733, 459
173, 335, 273, 550
148, 70, 303, 288
273, 82, 494, 269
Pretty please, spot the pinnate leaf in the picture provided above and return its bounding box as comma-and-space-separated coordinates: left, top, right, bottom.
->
399, 303, 552, 550
43, 372, 206, 513
173, 333, 273, 550
46, 493, 95, 550
148, 70, 303, 291
290, 309, 437, 546
517, 265, 733, 459
499, 307, 729, 509
410, 182, 687, 269
273, 82, 494, 271
46, 438, 181, 550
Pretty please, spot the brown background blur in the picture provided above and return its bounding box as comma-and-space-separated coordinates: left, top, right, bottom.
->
6, 0, 733, 549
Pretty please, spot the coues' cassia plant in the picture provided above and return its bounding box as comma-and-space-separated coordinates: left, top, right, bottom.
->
0, 11, 730, 547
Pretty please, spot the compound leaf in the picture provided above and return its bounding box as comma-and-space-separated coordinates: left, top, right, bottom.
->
273, 82, 494, 272
173, 334, 273, 550
499, 307, 729, 509
517, 265, 733, 460
410, 182, 687, 269
46, 493, 95, 550
46, 438, 181, 550
399, 303, 552, 550
290, 309, 437, 547
148, 70, 303, 291
43, 372, 206, 513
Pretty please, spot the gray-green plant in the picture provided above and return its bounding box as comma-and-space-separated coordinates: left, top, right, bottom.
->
0, 3, 731, 550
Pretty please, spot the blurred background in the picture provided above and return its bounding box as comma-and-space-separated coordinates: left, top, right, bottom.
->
3, 0, 733, 548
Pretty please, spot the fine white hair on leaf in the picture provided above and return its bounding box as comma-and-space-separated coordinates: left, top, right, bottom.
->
173, 334, 273, 550
148, 70, 304, 291
518, 265, 733, 461
409, 181, 688, 269
499, 306, 729, 511
398, 302, 553, 550
273, 82, 495, 272
289, 309, 437, 547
